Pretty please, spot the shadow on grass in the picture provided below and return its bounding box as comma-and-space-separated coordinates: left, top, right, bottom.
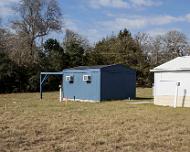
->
135, 97, 153, 101
100, 97, 153, 103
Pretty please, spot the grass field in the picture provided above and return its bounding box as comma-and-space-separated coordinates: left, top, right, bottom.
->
0, 88, 190, 152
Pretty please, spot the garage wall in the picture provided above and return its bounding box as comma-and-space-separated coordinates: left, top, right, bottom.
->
154, 71, 190, 96
154, 96, 190, 107
154, 71, 190, 107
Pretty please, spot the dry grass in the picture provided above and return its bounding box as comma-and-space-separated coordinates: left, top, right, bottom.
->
0, 88, 190, 152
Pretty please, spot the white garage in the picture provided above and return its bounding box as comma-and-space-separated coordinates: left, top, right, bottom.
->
151, 56, 190, 107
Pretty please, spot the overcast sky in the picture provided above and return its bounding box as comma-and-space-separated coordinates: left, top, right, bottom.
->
1, 0, 190, 43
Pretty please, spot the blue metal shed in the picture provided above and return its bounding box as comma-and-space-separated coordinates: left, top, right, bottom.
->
63, 64, 136, 101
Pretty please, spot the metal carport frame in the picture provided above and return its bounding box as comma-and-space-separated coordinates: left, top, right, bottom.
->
40, 72, 64, 100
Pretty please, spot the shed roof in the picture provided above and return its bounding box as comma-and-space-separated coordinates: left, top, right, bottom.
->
67, 65, 112, 70
64, 64, 127, 71
150, 56, 190, 72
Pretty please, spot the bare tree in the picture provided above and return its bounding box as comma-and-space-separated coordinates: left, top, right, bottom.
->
135, 32, 153, 61
7, 33, 37, 66
0, 24, 10, 54
0, 29, 5, 52
0, 19, 4, 51
137, 31, 190, 66
63, 29, 90, 53
151, 35, 163, 65
11, 0, 63, 65
163, 30, 188, 57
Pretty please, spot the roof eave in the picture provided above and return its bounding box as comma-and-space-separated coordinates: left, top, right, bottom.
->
41, 72, 64, 75
150, 69, 190, 72
63, 69, 100, 72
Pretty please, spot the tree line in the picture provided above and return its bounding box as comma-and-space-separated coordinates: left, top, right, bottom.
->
0, 0, 190, 93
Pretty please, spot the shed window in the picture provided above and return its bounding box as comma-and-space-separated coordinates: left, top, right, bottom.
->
66, 76, 74, 83
83, 75, 91, 82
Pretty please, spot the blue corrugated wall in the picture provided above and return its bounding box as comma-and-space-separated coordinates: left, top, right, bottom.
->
100, 65, 136, 100
63, 70, 101, 101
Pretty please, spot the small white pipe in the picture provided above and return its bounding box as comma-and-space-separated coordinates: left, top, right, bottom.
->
59, 85, 62, 102
174, 82, 180, 108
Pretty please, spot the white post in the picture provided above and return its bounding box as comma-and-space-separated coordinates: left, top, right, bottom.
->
174, 82, 180, 108
59, 85, 62, 102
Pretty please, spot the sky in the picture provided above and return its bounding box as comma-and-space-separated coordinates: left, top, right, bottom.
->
1, 0, 190, 43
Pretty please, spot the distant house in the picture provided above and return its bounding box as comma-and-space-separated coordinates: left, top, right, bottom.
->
63, 64, 136, 102
151, 56, 190, 107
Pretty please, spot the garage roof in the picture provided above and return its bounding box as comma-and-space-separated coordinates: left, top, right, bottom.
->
150, 56, 190, 72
